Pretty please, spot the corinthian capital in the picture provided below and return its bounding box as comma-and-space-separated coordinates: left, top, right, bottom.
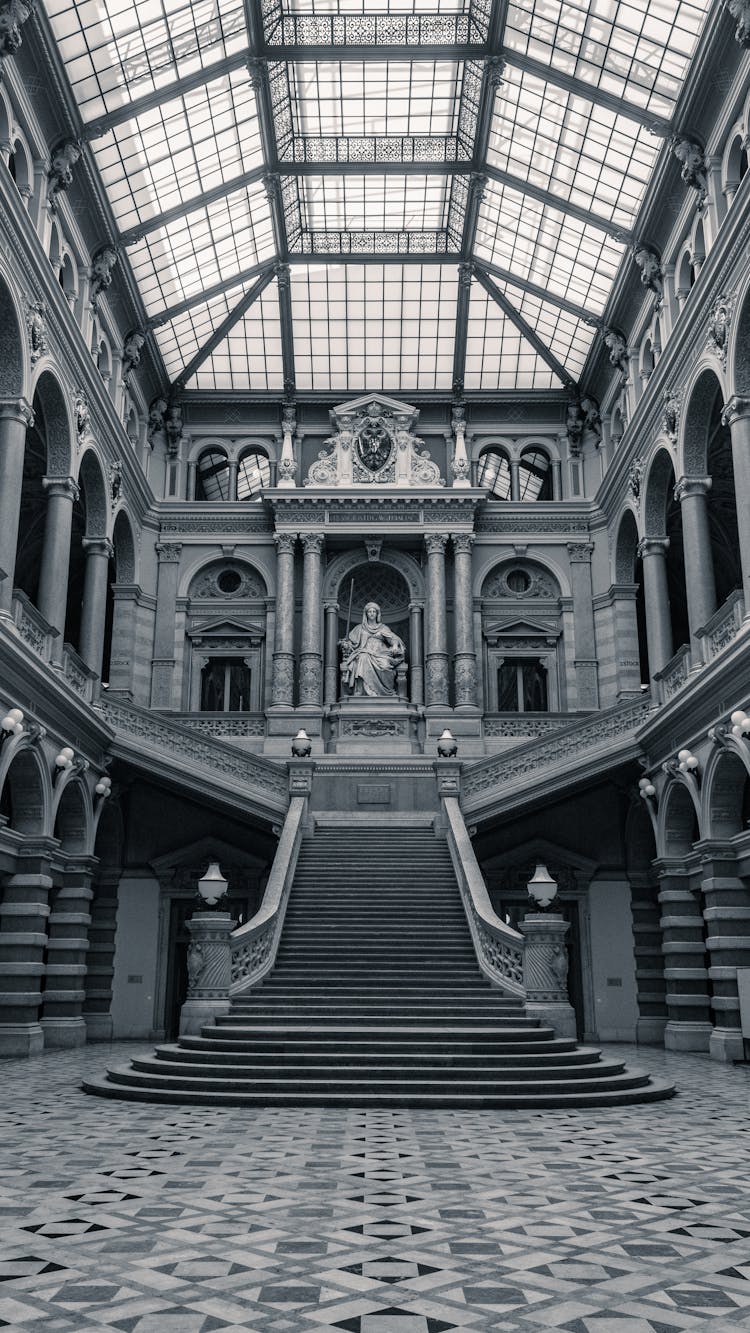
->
452, 533, 474, 556
301, 532, 324, 556
674, 475, 711, 503
722, 395, 750, 428
424, 533, 448, 556
274, 532, 296, 556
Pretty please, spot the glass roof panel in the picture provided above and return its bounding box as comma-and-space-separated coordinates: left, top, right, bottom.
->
475, 179, 626, 312
281, 0, 470, 12
188, 282, 285, 391
153, 280, 246, 381
488, 64, 657, 229
464, 286, 560, 390
287, 60, 463, 138
128, 184, 275, 315
500, 279, 597, 381
92, 70, 263, 232
44, 0, 248, 123
291, 262, 457, 390
504, 0, 710, 119
298, 174, 452, 231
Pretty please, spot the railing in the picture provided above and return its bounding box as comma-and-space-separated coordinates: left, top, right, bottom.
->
442, 795, 525, 998
62, 643, 97, 704
11, 591, 56, 663
95, 698, 288, 810
463, 696, 656, 814
653, 644, 692, 703
696, 590, 746, 666
230, 795, 306, 994
483, 713, 581, 740
176, 713, 266, 739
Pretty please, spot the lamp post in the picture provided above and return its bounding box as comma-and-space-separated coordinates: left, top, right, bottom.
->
179, 862, 233, 1036
519, 863, 576, 1038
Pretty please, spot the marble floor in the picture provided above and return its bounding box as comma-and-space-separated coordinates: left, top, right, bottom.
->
0, 1044, 749, 1332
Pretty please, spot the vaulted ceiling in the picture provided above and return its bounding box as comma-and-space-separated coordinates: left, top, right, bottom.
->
44, 0, 711, 395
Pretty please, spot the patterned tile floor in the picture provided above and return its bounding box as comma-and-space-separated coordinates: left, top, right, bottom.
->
1, 1043, 749, 1332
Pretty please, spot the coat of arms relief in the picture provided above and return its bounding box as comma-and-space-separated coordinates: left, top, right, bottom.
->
305, 394, 443, 488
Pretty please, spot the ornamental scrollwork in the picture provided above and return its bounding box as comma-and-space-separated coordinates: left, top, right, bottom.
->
707, 295, 732, 367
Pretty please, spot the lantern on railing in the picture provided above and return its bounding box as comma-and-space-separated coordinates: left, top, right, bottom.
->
197, 862, 228, 907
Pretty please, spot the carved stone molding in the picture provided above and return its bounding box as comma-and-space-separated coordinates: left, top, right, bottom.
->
155, 541, 182, 564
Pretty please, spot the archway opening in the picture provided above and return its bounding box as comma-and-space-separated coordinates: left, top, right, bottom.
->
615, 509, 649, 686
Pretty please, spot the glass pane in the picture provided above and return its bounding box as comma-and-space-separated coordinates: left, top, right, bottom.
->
228, 661, 252, 711
521, 658, 548, 711
237, 451, 272, 500
201, 659, 226, 711
195, 449, 230, 501
498, 662, 519, 711
190, 283, 285, 391
518, 448, 552, 501
465, 288, 559, 390
478, 449, 512, 500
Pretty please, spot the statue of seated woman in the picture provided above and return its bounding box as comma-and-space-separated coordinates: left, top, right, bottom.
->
340, 602, 406, 698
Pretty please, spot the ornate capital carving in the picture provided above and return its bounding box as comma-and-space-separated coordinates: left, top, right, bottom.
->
90, 245, 118, 303
638, 536, 669, 559
722, 395, 750, 428
457, 261, 474, 291
301, 532, 324, 556
48, 139, 81, 202
82, 536, 114, 559
155, 541, 182, 563
452, 533, 474, 556
0, 396, 33, 427
274, 260, 291, 291
485, 56, 506, 89
669, 135, 708, 203
246, 55, 266, 89
566, 541, 594, 563
707, 295, 732, 366
424, 533, 448, 556
0, 0, 35, 57
632, 245, 663, 303
42, 475, 79, 502
674, 475, 711, 502
26, 300, 47, 365
602, 326, 628, 379
274, 532, 297, 556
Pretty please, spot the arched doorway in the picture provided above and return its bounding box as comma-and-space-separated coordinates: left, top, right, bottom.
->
614, 509, 649, 688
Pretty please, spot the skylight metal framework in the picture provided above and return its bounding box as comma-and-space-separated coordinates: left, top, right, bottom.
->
43, 0, 712, 394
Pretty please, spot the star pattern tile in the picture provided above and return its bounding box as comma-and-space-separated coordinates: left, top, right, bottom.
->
1, 1044, 750, 1331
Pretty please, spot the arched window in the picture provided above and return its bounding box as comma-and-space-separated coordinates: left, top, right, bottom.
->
237, 449, 270, 501
518, 447, 552, 501
195, 448, 231, 501
477, 448, 511, 500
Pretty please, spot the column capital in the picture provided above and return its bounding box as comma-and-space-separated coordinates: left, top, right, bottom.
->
674, 474, 711, 502
452, 532, 475, 555
301, 531, 324, 556
424, 533, 448, 556
0, 397, 33, 427
155, 541, 182, 563
638, 535, 669, 558
722, 395, 750, 428
323, 600, 339, 614
82, 536, 114, 559
274, 531, 297, 555
566, 541, 594, 563
409, 599, 425, 612
42, 475, 79, 501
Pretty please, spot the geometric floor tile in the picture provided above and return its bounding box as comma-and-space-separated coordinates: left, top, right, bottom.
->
1, 1042, 750, 1331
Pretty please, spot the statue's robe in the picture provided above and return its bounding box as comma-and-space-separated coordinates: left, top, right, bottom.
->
342, 622, 404, 697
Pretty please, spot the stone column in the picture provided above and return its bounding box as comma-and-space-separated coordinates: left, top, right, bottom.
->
509, 458, 520, 502
424, 534, 449, 706
0, 398, 33, 615
519, 913, 576, 1038
722, 397, 750, 613
40, 858, 94, 1048
324, 601, 339, 705
83, 870, 119, 1041
628, 872, 668, 1044
0, 848, 54, 1056
79, 537, 113, 677
551, 458, 562, 500
674, 475, 716, 646
38, 476, 78, 662
271, 532, 296, 708
700, 846, 750, 1062
567, 542, 599, 708
637, 538, 673, 677
228, 459, 239, 502
409, 602, 424, 706
150, 542, 182, 708
299, 533, 324, 707
657, 861, 712, 1051
452, 534, 477, 709
179, 911, 233, 1035
186, 459, 196, 500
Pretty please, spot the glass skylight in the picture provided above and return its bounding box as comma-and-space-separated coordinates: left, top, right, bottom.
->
93, 70, 263, 232
188, 282, 285, 391
501, 278, 597, 381
488, 64, 657, 229
288, 59, 463, 138
298, 174, 451, 232
504, 0, 710, 119
44, 0, 248, 122
464, 286, 560, 390
291, 262, 457, 390
475, 179, 626, 313
154, 281, 247, 382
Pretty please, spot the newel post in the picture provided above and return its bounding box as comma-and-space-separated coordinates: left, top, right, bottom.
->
518, 865, 576, 1038
179, 864, 233, 1036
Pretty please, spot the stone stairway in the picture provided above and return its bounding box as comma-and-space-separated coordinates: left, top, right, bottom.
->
84, 825, 673, 1107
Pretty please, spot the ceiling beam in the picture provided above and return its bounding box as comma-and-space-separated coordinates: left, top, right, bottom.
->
451, 261, 473, 399
172, 266, 277, 390
119, 167, 267, 246
484, 164, 633, 242
479, 258, 601, 323
148, 261, 273, 327
473, 264, 577, 388
259, 42, 489, 59
501, 50, 672, 135
276, 263, 296, 398
80, 51, 250, 140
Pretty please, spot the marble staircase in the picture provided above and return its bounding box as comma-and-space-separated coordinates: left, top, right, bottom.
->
84, 826, 673, 1106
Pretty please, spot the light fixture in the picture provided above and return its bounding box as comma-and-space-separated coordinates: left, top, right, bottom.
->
638, 776, 656, 799
730, 709, 750, 737
677, 748, 699, 772
95, 775, 112, 797
54, 746, 75, 770
437, 729, 458, 758
197, 862, 228, 907
291, 729, 312, 757
1, 707, 23, 737
527, 863, 558, 910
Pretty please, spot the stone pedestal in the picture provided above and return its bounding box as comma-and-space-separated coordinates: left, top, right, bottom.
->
179, 911, 233, 1036
519, 912, 577, 1038
327, 698, 423, 754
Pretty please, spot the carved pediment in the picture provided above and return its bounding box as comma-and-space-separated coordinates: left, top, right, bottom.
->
150, 835, 267, 879
484, 617, 561, 641
305, 393, 442, 489
187, 618, 265, 640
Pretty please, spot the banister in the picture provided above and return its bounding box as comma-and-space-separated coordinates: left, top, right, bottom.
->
229, 794, 306, 994
442, 795, 525, 998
